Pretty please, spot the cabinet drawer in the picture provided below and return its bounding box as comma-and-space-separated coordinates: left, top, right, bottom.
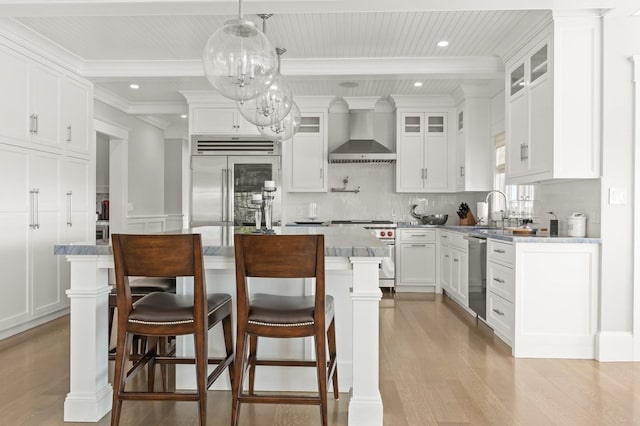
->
398, 229, 436, 243
487, 291, 514, 345
487, 261, 514, 302
440, 230, 468, 250
487, 239, 514, 266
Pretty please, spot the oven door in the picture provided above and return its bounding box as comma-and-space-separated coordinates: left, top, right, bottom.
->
379, 240, 395, 288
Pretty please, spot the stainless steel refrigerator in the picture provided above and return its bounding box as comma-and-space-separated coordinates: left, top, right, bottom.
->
191, 155, 281, 227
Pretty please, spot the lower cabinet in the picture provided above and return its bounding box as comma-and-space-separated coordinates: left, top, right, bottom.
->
396, 229, 437, 292
486, 239, 515, 347
439, 230, 469, 307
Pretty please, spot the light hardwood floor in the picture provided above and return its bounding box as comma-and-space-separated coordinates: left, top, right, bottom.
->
1, 294, 640, 425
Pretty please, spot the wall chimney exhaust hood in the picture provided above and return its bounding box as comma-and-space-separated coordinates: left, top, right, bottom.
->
329, 97, 396, 164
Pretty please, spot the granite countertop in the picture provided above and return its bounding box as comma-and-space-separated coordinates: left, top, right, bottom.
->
397, 223, 602, 244
54, 225, 391, 257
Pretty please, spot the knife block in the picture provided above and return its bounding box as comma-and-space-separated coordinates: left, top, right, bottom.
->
459, 211, 476, 226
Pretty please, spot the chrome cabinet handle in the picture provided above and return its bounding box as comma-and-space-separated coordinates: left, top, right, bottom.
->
227, 169, 233, 222
493, 277, 505, 283
460, 165, 465, 177
424, 168, 428, 180
66, 191, 73, 226
33, 114, 39, 135
444, 254, 449, 258
320, 168, 324, 180
493, 308, 505, 316
411, 244, 426, 247
420, 168, 424, 179
29, 189, 40, 229
453, 258, 459, 262
66, 125, 72, 142
494, 249, 506, 254
221, 169, 227, 221
29, 114, 36, 134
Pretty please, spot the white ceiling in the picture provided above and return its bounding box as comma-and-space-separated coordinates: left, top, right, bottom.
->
0, 0, 619, 125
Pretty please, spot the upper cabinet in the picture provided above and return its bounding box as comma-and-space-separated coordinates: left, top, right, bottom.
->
287, 113, 328, 192
455, 91, 492, 192
60, 76, 92, 157
190, 106, 260, 136
28, 63, 60, 149
0, 45, 29, 144
505, 17, 601, 183
396, 112, 451, 192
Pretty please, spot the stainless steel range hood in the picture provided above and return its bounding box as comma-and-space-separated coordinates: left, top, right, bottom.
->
329, 99, 396, 164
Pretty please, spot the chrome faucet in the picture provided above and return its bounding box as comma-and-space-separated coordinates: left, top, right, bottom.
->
485, 190, 509, 228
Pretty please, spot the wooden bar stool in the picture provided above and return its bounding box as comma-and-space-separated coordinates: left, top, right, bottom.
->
111, 233, 234, 426
232, 234, 339, 426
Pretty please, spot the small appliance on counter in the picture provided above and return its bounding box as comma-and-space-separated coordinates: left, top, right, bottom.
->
567, 212, 587, 237
100, 200, 109, 220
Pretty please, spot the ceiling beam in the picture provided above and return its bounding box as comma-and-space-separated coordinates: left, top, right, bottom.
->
0, 0, 617, 17
81, 56, 504, 80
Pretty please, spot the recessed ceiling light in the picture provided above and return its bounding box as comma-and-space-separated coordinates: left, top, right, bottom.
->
413, 81, 423, 87
129, 83, 140, 89
180, 114, 188, 119
338, 81, 359, 88
437, 40, 449, 47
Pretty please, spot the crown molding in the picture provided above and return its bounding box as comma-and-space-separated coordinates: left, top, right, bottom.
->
94, 86, 131, 113
389, 94, 456, 109
137, 115, 171, 130
82, 59, 203, 78
295, 96, 337, 110
0, 17, 84, 75
95, 86, 187, 117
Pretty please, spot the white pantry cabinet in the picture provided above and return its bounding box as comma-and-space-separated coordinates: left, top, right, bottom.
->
396, 112, 450, 192
505, 17, 601, 183
287, 114, 328, 192
190, 106, 260, 136
0, 36, 94, 339
396, 229, 437, 292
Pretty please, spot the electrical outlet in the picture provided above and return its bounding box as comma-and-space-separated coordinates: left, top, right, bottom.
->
591, 209, 600, 224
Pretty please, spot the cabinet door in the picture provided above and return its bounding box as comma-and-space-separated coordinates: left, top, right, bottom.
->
28, 63, 60, 148
456, 128, 465, 189
191, 107, 237, 134
528, 74, 553, 176
0, 145, 30, 329
440, 245, 451, 292
288, 115, 326, 192
507, 91, 528, 179
235, 113, 260, 136
451, 249, 469, 307
60, 158, 90, 304
398, 243, 436, 285
60, 77, 90, 156
0, 47, 29, 143
424, 114, 448, 191
29, 152, 62, 315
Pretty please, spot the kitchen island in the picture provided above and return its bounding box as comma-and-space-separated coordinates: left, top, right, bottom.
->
55, 226, 389, 425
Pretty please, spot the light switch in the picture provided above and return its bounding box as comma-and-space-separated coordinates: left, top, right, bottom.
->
609, 188, 626, 205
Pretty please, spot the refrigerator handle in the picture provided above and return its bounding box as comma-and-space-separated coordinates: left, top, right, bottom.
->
227, 168, 234, 224
221, 169, 227, 222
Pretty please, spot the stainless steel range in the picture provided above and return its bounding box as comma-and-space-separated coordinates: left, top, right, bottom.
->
330, 220, 396, 289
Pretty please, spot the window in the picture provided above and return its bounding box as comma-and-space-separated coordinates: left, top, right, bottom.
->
493, 132, 506, 212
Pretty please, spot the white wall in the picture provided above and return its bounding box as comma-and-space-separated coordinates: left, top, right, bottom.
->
536, 180, 601, 237
94, 101, 166, 216
164, 138, 184, 215
597, 14, 640, 359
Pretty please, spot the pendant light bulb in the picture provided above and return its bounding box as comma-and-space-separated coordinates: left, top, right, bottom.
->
257, 101, 301, 142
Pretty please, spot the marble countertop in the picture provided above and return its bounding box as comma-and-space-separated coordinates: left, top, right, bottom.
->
397, 223, 602, 244
54, 225, 391, 257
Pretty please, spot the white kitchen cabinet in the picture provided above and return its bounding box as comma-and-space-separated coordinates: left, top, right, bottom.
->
28, 62, 61, 149
0, 45, 29, 144
190, 106, 260, 136
455, 98, 492, 192
505, 17, 601, 183
396, 113, 450, 192
396, 229, 437, 292
439, 230, 469, 308
287, 114, 327, 192
60, 76, 91, 156
485, 237, 600, 359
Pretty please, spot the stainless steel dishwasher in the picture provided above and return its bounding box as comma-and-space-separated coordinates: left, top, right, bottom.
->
468, 236, 487, 320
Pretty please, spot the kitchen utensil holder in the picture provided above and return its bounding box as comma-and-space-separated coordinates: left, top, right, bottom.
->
459, 211, 477, 226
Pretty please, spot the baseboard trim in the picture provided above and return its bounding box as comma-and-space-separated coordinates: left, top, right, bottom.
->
595, 331, 634, 361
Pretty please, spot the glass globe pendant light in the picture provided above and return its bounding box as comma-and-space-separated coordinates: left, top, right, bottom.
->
202, 0, 278, 102
257, 101, 301, 142
237, 47, 293, 126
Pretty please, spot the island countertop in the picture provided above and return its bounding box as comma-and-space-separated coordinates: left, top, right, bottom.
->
54, 225, 391, 257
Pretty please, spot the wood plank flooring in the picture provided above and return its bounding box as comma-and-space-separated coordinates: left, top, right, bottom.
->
1, 294, 640, 425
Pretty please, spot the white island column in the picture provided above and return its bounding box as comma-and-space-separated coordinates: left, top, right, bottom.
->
348, 256, 383, 426
63, 255, 113, 422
